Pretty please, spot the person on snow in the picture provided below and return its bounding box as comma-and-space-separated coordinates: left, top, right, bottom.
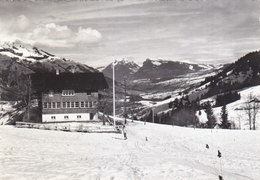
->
218, 150, 222, 158
217, 150, 223, 180
206, 144, 209, 149
122, 125, 127, 140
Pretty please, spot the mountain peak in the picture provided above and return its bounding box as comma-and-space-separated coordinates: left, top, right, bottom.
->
0, 40, 59, 61
1, 39, 28, 48
0, 40, 98, 77
113, 59, 139, 67
102, 59, 140, 81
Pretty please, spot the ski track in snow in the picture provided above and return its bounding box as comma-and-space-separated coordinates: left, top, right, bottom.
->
0, 123, 260, 180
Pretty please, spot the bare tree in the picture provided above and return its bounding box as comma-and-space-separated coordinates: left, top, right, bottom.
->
252, 98, 260, 130
243, 93, 260, 130
14, 74, 31, 106
98, 98, 107, 125
98, 95, 113, 125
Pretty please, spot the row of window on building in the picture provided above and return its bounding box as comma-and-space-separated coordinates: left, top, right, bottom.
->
51, 115, 81, 120
48, 90, 94, 97
43, 101, 96, 109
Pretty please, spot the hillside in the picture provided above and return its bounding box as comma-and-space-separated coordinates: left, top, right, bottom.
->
102, 60, 140, 82
101, 58, 222, 100
197, 85, 260, 130
192, 51, 260, 100
133, 59, 206, 80
1, 41, 260, 130
0, 123, 259, 180
130, 64, 222, 99
185, 51, 260, 111
0, 41, 97, 101
134, 51, 260, 130
101, 58, 217, 82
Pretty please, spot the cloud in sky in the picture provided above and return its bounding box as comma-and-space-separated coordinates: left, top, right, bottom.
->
0, 14, 102, 48
16, 14, 30, 31
0, 0, 259, 67
76, 27, 102, 44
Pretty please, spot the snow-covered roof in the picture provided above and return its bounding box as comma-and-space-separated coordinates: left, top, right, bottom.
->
31, 73, 108, 92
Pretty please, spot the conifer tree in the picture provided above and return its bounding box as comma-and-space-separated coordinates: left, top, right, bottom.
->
205, 101, 216, 128
220, 105, 230, 129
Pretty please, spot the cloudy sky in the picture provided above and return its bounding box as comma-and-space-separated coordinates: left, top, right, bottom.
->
0, 0, 259, 67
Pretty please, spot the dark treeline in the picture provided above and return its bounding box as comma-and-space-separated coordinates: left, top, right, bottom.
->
142, 96, 200, 127
200, 51, 260, 100
215, 91, 241, 107
141, 92, 238, 129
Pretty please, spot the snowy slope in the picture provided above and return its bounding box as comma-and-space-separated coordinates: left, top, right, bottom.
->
0, 123, 259, 180
135, 66, 223, 116
139, 51, 260, 128
0, 40, 98, 101
197, 85, 260, 130
0, 40, 59, 62
0, 40, 97, 74
0, 101, 16, 125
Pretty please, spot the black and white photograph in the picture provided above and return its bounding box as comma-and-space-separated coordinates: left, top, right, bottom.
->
0, 0, 260, 179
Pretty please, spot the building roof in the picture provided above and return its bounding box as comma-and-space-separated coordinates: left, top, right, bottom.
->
31, 72, 109, 92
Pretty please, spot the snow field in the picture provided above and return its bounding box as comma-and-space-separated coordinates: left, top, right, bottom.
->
0, 122, 259, 180
197, 85, 260, 130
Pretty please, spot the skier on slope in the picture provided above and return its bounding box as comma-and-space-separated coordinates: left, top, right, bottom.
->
218, 150, 223, 180
122, 125, 127, 140
206, 144, 209, 149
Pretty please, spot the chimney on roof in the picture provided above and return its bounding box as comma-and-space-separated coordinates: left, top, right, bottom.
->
56, 69, 59, 75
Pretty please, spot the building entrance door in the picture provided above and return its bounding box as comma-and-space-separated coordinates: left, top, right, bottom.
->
90, 113, 94, 120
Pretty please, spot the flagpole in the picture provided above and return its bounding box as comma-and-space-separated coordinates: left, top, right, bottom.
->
113, 60, 116, 126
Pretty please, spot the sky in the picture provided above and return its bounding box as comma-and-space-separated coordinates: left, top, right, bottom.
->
0, 0, 259, 67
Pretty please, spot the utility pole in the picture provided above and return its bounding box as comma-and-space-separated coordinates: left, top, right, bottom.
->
113, 60, 116, 126
0, 93, 2, 111
27, 74, 31, 122
124, 78, 127, 125
152, 108, 154, 123
149, 102, 155, 123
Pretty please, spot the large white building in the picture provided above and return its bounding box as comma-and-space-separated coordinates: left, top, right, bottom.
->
31, 72, 108, 123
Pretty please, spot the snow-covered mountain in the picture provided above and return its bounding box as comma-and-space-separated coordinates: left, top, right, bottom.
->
133, 58, 214, 80
139, 51, 260, 129
0, 40, 59, 62
102, 58, 219, 82
102, 59, 140, 82
0, 40, 97, 100
1, 40, 259, 130
142, 51, 260, 106
0, 40, 97, 73
100, 58, 223, 113
187, 51, 260, 102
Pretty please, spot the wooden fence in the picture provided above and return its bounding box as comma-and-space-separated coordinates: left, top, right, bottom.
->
15, 121, 120, 133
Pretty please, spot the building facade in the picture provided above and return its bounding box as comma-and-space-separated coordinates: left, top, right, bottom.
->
31, 72, 108, 123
